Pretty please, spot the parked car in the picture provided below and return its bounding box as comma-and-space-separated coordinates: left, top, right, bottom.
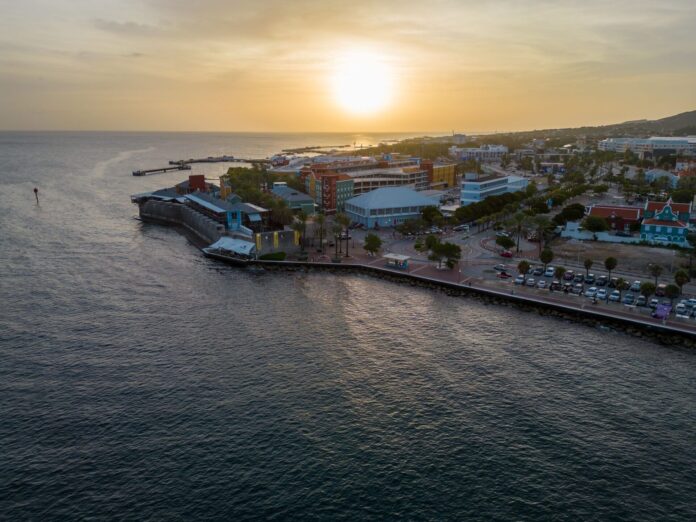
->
544, 266, 556, 277
526, 278, 536, 287
550, 280, 563, 291
675, 303, 688, 316
649, 298, 659, 309
585, 273, 595, 284
655, 284, 667, 297
497, 271, 512, 279
608, 278, 618, 288
563, 270, 575, 281
585, 287, 598, 298
636, 295, 647, 307
629, 280, 641, 292
596, 275, 608, 286
496, 231, 511, 238
609, 290, 621, 302
537, 280, 547, 289
574, 274, 584, 283
622, 293, 635, 305
494, 264, 508, 272
532, 267, 544, 276
616, 231, 631, 237
686, 298, 696, 309
572, 283, 584, 295
596, 288, 608, 300
453, 224, 469, 232
500, 250, 513, 258
514, 275, 525, 285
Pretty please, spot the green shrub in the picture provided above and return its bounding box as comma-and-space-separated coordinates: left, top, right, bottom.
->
259, 251, 287, 261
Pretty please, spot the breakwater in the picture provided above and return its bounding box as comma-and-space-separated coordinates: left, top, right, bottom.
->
139, 200, 224, 244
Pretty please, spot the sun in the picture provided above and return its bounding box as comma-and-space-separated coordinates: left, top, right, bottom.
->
331, 50, 394, 115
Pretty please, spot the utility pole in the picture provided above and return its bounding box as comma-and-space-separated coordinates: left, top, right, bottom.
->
33, 187, 39, 204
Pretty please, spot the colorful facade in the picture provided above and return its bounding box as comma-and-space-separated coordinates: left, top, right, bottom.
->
640, 199, 691, 245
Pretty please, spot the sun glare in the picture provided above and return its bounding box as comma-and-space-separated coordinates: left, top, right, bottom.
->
331, 50, 393, 116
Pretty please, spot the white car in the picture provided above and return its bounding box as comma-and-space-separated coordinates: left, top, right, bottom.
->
544, 266, 555, 277
609, 290, 621, 302
537, 280, 547, 289
526, 278, 536, 287
596, 288, 608, 300
514, 275, 525, 285
585, 287, 598, 298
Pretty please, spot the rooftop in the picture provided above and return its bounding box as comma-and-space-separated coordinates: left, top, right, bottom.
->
346, 187, 436, 209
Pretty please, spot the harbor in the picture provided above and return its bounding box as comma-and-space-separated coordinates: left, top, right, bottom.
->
132, 164, 191, 176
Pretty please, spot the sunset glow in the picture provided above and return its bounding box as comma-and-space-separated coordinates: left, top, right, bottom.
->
331, 51, 394, 116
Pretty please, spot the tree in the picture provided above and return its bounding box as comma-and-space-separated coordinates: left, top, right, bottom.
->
674, 269, 690, 294
315, 213, 326, 252
648, 263, 663, 286
640, 281, 656, 299
540, 248, 554, 269
332, 222, 343, 258
271, 203, 294, 227
665, 284, 680, 305
615, 277, 626, 299
554, 266, 566, 281
604, 257, 617, 280
427, 238, 461, 269
583, 258, 593, 276
517, 260, 530, 280
363, 233, 382, 256
292, 211, 308, 253
532, 215, 553, 256
496, 235, 515, 251
582, 216, 609, 232
421, 206, 443, 225
508, 212, 528, 253
336, 213, 350, 257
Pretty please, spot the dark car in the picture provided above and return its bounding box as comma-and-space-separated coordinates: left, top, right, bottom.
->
532, 267, 544, 276
615, 231, 631, 237
550, 280, 563, 291
596, 275, 608, 286
622, 293, 635, 305
636, 295, 647, 307
585, 273, 595, 284
563, 270, 575, 281
574, 273, 584, 283
571, 283, 584, 295
608, 277, 618, 288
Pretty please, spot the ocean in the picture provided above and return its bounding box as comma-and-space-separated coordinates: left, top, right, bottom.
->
1, 131, 695, 520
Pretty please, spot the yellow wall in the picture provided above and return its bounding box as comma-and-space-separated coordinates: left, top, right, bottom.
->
432, 164, 456, 187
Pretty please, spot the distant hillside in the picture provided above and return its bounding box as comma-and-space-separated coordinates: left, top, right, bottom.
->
476, 109, 696, 146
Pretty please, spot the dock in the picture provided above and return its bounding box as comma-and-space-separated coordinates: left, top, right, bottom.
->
133, 164, 191, 176
168, 156, 270, 165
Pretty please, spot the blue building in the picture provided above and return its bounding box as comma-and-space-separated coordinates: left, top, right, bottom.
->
271, 183, 315, 215
184, 192, 268, 234
460, 173, 528, 206
640, 199, 691, 245
345, 187, 437, 228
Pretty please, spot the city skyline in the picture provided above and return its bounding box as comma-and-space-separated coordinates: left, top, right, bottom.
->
2, 0, 696, 132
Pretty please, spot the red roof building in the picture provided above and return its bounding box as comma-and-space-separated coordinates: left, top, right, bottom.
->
586, 204, 643, 231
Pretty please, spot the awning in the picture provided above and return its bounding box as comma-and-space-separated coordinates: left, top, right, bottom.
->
384, 253, 410, 262
248, 213, 262, 222
207, 237, 256, 256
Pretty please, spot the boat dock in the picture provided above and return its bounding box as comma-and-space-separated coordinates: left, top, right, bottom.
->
168, 156, 270, 165
132, 164, 192, 176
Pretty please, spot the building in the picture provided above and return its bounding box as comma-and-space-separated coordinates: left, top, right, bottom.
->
421, 160, 457, 189
271, 183, 315, 215
449, 144, 508, 162
640, 199, 691, 245
460, 173, 528, 206
184, 192, 268, 234
175, 175, 218, 195
586, 204, 643, 232
345, 187, 438, 228
597, 136, 696, 157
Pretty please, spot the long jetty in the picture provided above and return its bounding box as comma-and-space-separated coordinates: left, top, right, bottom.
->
168, 156, 270, 165
132, 164, 191, 176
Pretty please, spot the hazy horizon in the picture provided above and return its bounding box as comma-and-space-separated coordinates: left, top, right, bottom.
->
2, 0, 696, 132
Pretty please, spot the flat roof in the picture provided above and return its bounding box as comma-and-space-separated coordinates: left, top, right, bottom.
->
384, 253, 410, 261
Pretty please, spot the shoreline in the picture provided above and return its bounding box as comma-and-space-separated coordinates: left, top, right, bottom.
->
200, 249, 696, 349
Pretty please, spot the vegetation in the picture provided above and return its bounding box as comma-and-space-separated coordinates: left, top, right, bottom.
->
581, 215, 609, 233
495, 235, 515, 251
517, 260, 530, 279
554, 266, 566, 280
540, 248, 554, 269
640, 281, 656, 298
552, 203, 585, 226
583, 258, 593, 276
363, 233, 382, 256
665, 284, 680, 304
674, 269, 690, 294
648, 263, 663, 285
425, 236, 462, 269
258, 251, 286, 261
314, 214, 326, 252
421, 206, 444, 226
604, 257, 618, 280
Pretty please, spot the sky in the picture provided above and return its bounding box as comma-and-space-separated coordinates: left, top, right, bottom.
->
1, 0, 696, 132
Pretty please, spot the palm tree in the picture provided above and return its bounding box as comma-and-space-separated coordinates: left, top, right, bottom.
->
648, 263, 663, 286
331, 222, 343, 258
532, 215, 552, 257
615, 278, 626, 299
518, 260, 530, 281
315, 213, 326, 252
640, 282, 656, 300
583, 258, 593, 277
509, 211, 528, 253
674, 269, 690, 295
336, 213, 350, 257
604, 256, 617, 280
554, 266, 566, 281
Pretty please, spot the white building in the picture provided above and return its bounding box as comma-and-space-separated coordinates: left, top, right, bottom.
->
597, 136, 696, 156
460, 173, 528, 206
449, 144, 509, 162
